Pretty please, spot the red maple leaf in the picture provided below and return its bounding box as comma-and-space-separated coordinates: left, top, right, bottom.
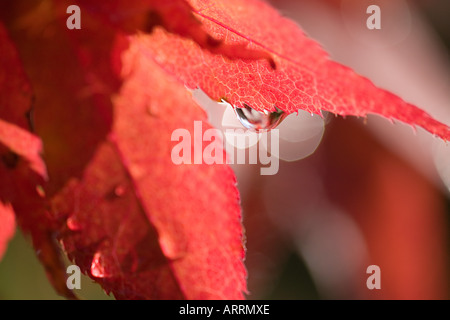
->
1, 0, 246, 299
138, 0, 450, 140
0, 0, 449, 300
51, 35, 245, 299
0, 23, 45, 260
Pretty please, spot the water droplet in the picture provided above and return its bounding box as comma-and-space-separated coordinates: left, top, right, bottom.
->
90, 251, 111, 278
159, 234, 187, 260
66, 216, 82, 231
114, 185, 126, 197
234, 103, 286, 131
36, 185, 46, 198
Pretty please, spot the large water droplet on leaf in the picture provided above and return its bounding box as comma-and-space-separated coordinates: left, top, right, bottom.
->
262, 110, 326, 162
234, 103, 286, 131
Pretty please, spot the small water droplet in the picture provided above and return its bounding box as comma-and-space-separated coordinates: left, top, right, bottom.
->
114, 185, 126, 197
66, 216, 82, 231
36, 185, 46, 198
234, 103, 286, 131
159, 234, 187, 260
146, 101, 160, 117
90, 251, 111, 278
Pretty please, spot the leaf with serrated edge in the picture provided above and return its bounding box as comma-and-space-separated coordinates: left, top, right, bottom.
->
136, 0, 450, 141
52, 35, 246, 299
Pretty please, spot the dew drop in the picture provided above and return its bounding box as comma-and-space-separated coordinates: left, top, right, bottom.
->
234, 103, 286, 131
66, 216, 82, 231
159, 234, 186, 260
114, 185, 126, 197
36, 185, 46, 198
90, 251, 111, 278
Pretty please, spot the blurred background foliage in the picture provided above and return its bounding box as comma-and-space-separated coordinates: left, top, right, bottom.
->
0, 230, 113, 299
